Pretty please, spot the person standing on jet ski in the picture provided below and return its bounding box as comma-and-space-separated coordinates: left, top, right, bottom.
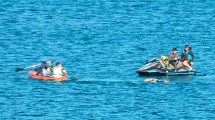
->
181, 45, 194, 71
169, 48, 180, 71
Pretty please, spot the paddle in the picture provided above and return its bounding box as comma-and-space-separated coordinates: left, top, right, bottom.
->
15, 60, 53, 72
15, 63, 41, 72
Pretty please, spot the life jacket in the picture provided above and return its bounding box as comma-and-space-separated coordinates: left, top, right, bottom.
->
52, 67, 63, 78
182, 50, 192, 60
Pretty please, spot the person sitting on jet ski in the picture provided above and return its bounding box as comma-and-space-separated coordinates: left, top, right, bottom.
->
181, 45, 194, 71
168, 48, 180, 71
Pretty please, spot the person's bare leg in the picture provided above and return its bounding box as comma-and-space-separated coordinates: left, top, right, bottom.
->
183, 60, 192, 70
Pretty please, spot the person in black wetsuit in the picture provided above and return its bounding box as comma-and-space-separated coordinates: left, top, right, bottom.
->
181, 45, 194, 71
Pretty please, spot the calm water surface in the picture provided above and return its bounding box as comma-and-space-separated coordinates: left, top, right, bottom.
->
0, 0, 215, 119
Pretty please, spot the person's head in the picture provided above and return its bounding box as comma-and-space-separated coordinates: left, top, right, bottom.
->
41, 61, 47, 67
189, 47, 192, 51
56, 62, 62, 67
172, 48, 177, 54
184, 45, 189, 51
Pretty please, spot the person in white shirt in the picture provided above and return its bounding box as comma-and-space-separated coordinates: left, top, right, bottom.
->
52, 62, 67, 78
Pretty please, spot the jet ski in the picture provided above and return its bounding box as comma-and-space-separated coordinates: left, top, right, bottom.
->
136, 57, 206, 76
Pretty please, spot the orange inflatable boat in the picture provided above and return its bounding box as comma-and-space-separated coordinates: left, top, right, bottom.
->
28, 71, 68, 81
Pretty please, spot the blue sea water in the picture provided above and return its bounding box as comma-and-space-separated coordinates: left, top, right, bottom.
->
0, 0, 215, 119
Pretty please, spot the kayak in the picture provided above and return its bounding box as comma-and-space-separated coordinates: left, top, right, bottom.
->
137, 58, 206, 76
28, 71, 68, 81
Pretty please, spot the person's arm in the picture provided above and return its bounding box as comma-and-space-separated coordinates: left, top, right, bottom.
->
180, 51, 184, 61
62, 68, 67, 76
49, 67, 53, 72
33, 67, 42, 75
34, 67, 40, 71
176, 54, 180, 60
168, 54, 174, 61
190, 51, 194, 62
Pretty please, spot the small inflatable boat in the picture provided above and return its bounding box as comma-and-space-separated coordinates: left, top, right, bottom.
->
28, 71, 68, 81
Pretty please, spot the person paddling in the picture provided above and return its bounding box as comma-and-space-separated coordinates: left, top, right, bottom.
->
168, 48, 180, 71
181, 45, 194, 71
52, 62, 67, 78
33, 61, 52, 76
